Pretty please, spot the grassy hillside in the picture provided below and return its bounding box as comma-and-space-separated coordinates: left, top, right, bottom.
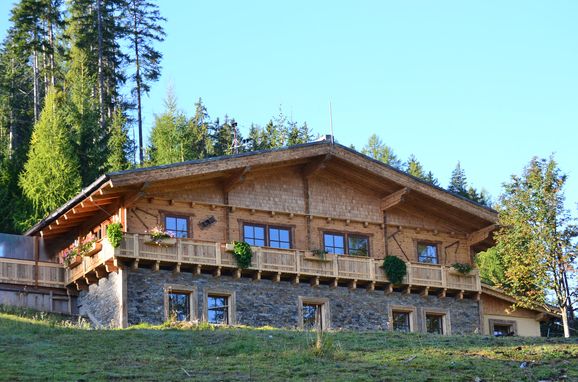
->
0, 308, 576, 381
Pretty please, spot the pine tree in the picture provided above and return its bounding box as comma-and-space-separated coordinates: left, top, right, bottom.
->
211, 116, 237, 157
182, 98, 212, 160
106, 107, 133, 171
448, 162, 468, 197
361, 134, 402, 169
64, 46, 105, 185
19, 87, 81, 226
495, 157, 578, 337
125, 0, 165, 164
148, 89, 187, 165
424, 171, 439, 187
405, 154, 425, 179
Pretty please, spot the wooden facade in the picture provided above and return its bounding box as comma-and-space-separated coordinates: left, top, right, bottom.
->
1, 140, 546, 334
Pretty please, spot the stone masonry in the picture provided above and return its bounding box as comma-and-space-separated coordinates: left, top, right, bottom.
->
125, 268, 480, 333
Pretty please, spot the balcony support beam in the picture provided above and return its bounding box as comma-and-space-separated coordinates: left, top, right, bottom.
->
310, 276, 319, 287
385, 284, 393, 294
437, 288, 447, 299
152, 261, 160, 272
420, 286, 429, 298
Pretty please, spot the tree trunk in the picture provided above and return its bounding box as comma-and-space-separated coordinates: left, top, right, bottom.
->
96, 0, 106, 132
32, 48, 40, 122
561, 305, 570, 338
133, 9, 144, 164
48, 18, 55, 87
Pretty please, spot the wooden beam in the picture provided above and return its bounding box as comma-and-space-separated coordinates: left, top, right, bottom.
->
74, 280, 88, 291
293, 274, 300, 284
194, 264, 202, 275
310, 276, 320, 287
385, 284, 393, 294
223, 166, 251, 193
105, 259, 118, 273
131, 259, 139, 270
253, 270, 261, 281
331, 278, 339, 288
420, 286, 429, 298
233, 269, 241, 279
152, 261, 160, 272
349, 279, 357, 290
367, 281, 375, 291
273, 272, 281, 283
173, 263, 181, 274
468, 224, 499, 246
404, 285, 412, 295
84, 274, 98, 285
437, 288, 447, 299
302, 154, 331, 178
457, 290, 464, 300
381, 188, 410, 210
213, 266, 221, 277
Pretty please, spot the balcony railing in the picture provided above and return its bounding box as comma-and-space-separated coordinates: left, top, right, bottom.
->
107, 234, 480, 293
0, 258, 66, 288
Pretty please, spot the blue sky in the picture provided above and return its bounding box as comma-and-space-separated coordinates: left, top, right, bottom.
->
1, 1, 577, 210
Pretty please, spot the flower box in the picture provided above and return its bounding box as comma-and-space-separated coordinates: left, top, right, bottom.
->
144, 235, 177, 247
225, 243, 235, 252
67, 255, 82, 269
83, 241, 103, 257
304, 251, 333, 262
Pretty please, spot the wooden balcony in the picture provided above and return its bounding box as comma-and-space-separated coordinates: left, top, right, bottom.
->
69, 234, 479, 298
0, 258, 66, 288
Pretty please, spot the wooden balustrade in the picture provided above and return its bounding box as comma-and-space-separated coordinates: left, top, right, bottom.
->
108, 234, 481, 292
0, 258, 65, 288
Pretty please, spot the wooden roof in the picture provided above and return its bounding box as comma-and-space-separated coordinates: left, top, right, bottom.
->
25, 140, 498, 239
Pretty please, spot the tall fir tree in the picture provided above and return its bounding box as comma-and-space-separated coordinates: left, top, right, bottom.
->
405, 154, 425, 179
19, 87, 82, 228
447, 161, 468, 197
182, 98, 212, 160
211, 116, 238, 157
361, 134, 402, 169
106, 107, 133, 171
63, 46, 106, 185
148, 89, 187, 165
125, 0, 165, 164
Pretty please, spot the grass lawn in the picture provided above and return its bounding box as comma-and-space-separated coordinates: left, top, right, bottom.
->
0, 309, 577, 381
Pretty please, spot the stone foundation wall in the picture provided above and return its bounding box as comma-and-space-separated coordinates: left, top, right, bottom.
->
126, 268, 480, 333
78, 271, 122, 327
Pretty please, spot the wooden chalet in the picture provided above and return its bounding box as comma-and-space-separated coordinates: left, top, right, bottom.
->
0, 139, 549, 335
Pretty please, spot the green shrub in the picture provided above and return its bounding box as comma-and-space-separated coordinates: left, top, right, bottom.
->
382, 256, 407, 284
233, 241, 253, 269
451, 262, 473, 274
106, 223, 123, 248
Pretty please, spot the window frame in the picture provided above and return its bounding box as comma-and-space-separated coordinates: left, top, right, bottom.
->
388, 305, 417, 333
203, 289, 236, 325
161, 212, 191, 239
163, 284, 197, 322
422, 308, 451, 335
488, 319, 517, 337
298, 296, 330, 331
241, 221, 294, 249
322, 230, 371, 257
416, 241, 440, 264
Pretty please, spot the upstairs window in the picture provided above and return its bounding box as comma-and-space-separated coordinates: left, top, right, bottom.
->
165, 215, 189, 238
323, 232, 370, 256
417, 242, 438, 264
243, 223, 292, 249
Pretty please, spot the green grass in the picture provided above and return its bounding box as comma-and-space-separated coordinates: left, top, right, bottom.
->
0, 308, 577, 381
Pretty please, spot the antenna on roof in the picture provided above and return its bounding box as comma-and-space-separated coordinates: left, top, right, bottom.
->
329, 101, 335, 145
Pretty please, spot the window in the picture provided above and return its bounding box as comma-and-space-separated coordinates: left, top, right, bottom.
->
348, 235, 369, 256
207, 295, 229, 324
163, 284, 196, 322
168, 292, 191, 321
299, 297, 330, 331
323, 233, 345, 255
392, 311, 411, 332
489, 319, 517, 337
269, 227, 291, 249
425, 314, 444, 334
165, 215, 188, 238
242, 223, 292, 249
204, 290, 235, 325
323, 232, 370, 256
417, 242, 438, 264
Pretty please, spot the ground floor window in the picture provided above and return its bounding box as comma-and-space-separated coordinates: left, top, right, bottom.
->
425, 314, 444, 334
204, 289, 235, 325
164, 284, 196, 322
299, 297, 330, 331
392, 311, 411, 332
489, 319, 517, 337
207, 295, 229, 324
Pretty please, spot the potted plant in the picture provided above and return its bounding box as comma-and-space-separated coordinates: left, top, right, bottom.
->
145, 226, 176, 246
305, 249, 330, 261
106, 223, 123, 248
450, 262, 473, 275
61, 247, 82, 268
382, 256, 407, 285
232, 241, 252, 269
